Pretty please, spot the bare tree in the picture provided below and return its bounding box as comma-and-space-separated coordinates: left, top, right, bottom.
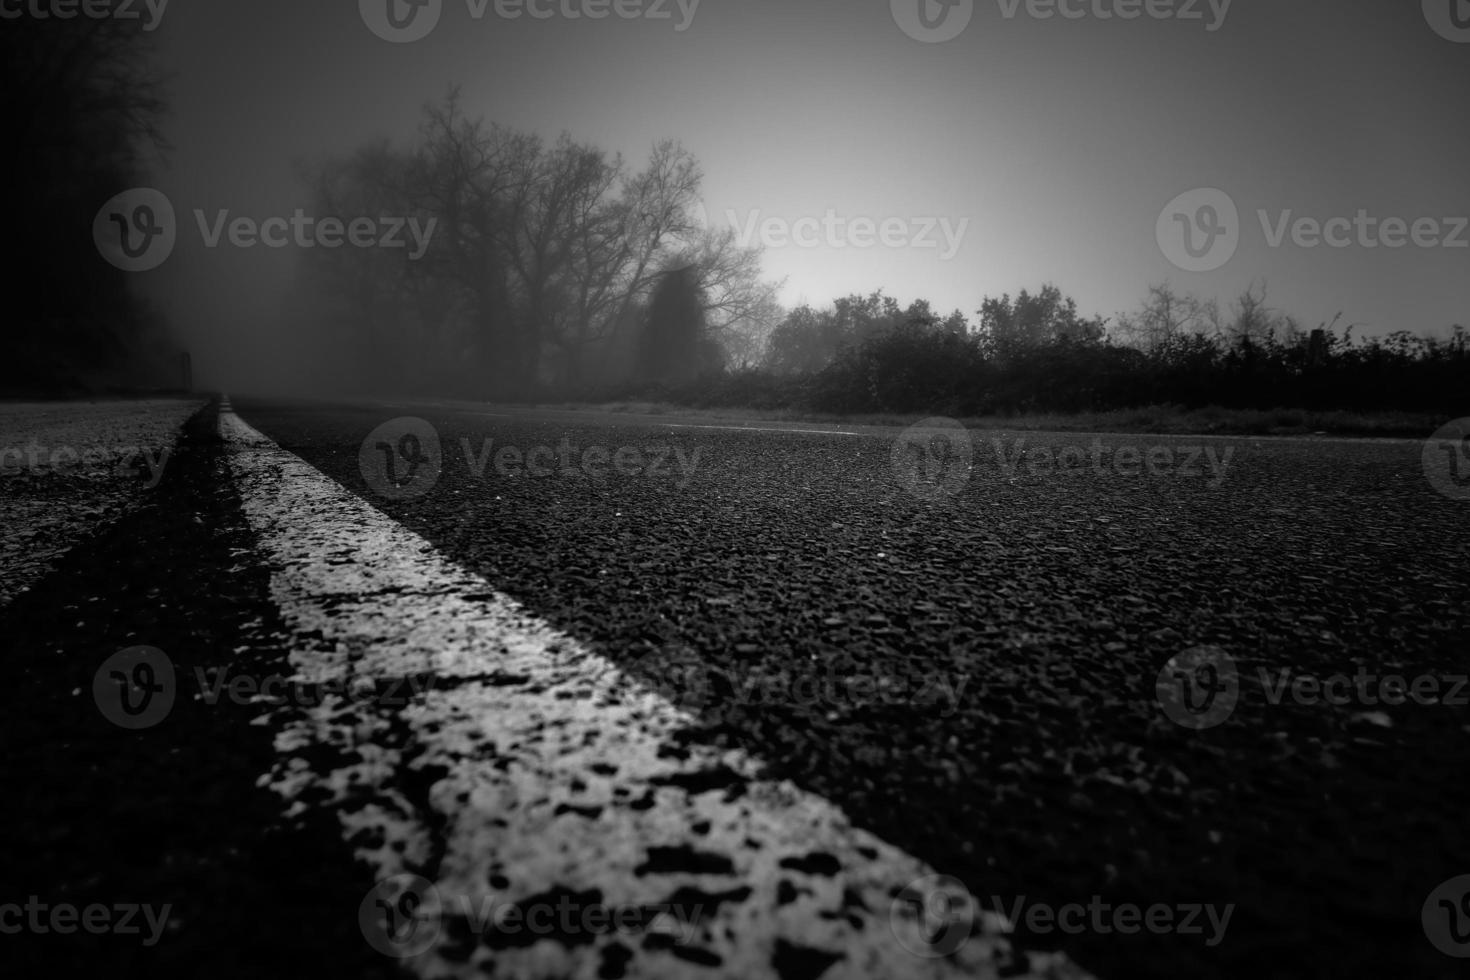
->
294, 96, 781, 394
1113, 283, 1219, 351
1222, 282, 1299, 344
412, 91, 534, 392
674, 224, 783, 368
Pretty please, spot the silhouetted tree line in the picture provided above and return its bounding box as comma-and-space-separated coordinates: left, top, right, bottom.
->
622, 283, 1469, 418
3, 4, 174, 395
289, 91, 777, 398
288, 92, 1463, 415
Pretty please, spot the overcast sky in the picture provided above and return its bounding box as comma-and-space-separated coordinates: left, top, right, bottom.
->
137, 0, 1470, 390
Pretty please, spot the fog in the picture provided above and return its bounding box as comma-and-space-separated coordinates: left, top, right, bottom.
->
42, 0, 1470, 397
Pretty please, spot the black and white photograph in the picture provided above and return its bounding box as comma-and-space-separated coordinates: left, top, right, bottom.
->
3, 2, 1469, 977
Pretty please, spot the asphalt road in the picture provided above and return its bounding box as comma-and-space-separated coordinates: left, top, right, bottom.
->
3, 396, 1468, 979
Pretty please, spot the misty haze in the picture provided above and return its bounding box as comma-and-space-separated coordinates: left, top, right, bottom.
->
4, 2, 1470, 979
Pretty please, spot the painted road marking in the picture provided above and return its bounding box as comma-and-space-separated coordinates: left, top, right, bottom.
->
374, 399, 862, 436
465, 410, 861, 437
217, 405, 1087, 979
657, 422, 861, 437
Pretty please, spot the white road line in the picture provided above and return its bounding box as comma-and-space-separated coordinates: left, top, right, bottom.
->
461, 411, 861, 437
657, 423, 862, 437
217, 406, 1088, 980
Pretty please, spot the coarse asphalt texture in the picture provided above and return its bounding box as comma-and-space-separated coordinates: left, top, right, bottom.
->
2, 396, 1468, 980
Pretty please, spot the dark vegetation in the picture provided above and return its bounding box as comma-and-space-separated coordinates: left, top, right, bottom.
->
3, 4, 181, 397
295, 95, 1467, 422
602, 284, 1470, 424
287, 90, 776, 398
11, 36, 1463, 423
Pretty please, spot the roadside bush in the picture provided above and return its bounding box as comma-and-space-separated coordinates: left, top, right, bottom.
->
809, 322, 981, 414
601, 290, 1469, 420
